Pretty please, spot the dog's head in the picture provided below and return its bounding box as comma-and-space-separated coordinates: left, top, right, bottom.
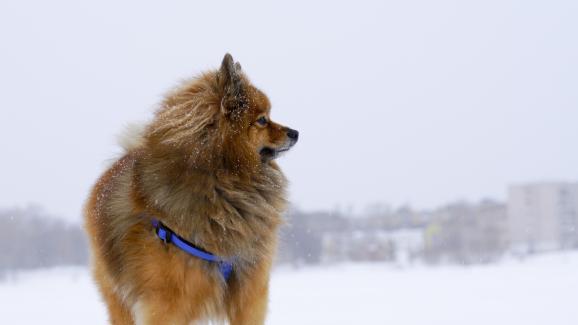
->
146, 54, 298, 172
218, 54, 298, 163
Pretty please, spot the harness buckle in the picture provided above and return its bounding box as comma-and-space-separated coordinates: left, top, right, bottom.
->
219, 261, 233, 281
155, 221, 173, 244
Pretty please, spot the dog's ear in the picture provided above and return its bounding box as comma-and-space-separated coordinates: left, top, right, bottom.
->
219, 53, 247, 117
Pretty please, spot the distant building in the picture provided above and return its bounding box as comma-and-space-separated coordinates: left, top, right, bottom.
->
507, 182, 578, 253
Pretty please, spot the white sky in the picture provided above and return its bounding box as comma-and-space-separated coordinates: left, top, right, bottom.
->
1, 0, 577, 222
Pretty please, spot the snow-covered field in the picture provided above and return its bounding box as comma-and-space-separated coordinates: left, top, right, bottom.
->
1, 252, 578, 324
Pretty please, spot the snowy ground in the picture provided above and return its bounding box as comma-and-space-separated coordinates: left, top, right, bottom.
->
1, 252, 578, 324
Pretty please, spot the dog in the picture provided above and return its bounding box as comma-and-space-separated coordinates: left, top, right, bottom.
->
84, 53, 298, 324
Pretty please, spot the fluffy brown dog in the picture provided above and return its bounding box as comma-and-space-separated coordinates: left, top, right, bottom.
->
84, 54, 298, 324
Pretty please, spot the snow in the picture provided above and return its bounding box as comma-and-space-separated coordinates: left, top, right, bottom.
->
2, 252, 578, 324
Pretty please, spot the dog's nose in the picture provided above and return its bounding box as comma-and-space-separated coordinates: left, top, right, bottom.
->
286, 128, 299, 141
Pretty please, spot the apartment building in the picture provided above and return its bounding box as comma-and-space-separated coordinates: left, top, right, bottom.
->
508, 182, 578, 253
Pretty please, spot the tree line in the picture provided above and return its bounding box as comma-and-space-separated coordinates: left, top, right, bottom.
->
0, 206, 88, 276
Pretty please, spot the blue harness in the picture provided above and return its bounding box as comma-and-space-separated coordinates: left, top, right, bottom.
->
151, 218, 233, 281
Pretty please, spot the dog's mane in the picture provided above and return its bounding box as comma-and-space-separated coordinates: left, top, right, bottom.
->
148, 72, 221, 147
116, 73, 221, 155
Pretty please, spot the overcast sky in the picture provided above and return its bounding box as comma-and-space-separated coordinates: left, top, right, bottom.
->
1, 0, 577, 222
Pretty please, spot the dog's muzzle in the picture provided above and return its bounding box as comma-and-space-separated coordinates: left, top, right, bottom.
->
260, 128, 299, 160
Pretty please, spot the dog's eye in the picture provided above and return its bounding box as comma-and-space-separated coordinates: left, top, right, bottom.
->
256, 116, 268, 126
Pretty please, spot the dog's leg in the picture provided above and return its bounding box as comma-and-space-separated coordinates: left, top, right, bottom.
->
93, 265, 134, 325
102, 285, 134, 325
226, 262, 272, 325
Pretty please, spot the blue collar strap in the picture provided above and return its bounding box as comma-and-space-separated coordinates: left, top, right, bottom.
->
151, 218, 233, 281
